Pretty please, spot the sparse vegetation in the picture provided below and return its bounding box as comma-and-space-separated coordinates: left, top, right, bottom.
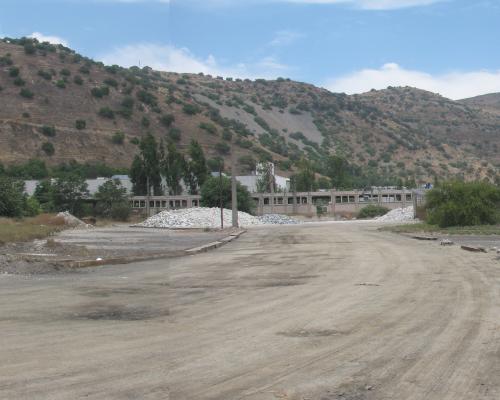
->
111, 131, 125, 144
40, 125, 56, 137
75, 120, 86, 130
358, 205, 390, 219
19, 88, 34, 98
98, 107, 115, 119
41, 142, 55, 156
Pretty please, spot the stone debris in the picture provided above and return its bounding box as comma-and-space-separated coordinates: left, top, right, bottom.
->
137, 207, 300, 229
56, 211, 93, 228
375, 206, 414, 223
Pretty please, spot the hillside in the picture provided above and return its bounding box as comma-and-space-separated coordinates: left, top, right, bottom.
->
1, 37, 500, 183
460, 93, 500, 116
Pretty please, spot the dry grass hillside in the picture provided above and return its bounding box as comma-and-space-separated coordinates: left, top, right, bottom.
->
1, 37, 499, 182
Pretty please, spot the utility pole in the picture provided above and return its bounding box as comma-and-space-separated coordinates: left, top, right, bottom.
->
146, 175, 150, 217
231, 147, 238, 228
219, 164, 224, 229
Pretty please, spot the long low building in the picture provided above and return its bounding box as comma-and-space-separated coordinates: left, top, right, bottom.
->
130, 188, 415, 217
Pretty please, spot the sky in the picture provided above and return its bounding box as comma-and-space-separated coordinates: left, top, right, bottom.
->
1, 0, 500, 99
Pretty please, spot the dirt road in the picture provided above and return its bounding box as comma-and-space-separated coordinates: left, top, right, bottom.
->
1, 222, 500, 399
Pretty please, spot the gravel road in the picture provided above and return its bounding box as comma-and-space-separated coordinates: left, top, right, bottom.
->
1, 222, 500, 399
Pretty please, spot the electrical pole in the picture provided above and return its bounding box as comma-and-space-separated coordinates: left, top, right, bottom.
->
231, 147, 238, 228
219, 164, 224, 229
146, 175, 150, 217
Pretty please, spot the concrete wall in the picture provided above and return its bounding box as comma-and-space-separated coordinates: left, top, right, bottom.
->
131, 189, 414, 218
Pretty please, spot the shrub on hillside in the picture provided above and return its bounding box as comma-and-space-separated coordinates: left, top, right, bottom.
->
60, 68, 71, 77
75, 120, 86, 130
215, 142, 230, 155
41, 142, 55, 156
160, 114, 175, 128
358, 205, 390, 219
98, 107, 114, 119
183, 103, 200, 115
168, 127, 181, 142
425, 181, 500, 228
19, 88, 34, 99
9, 66, 20, 77
91, 86, 109, 98
199, 122, 217, 134
136, 90, 157, 106
38, 69, 52, 80
73, 75, 83, 85
55, 80, 66, 89
24, 42, 36, 55
104, 78, 118, 88
40, 125, 56, 137
14, 77, 25, 86
111, 131, 125, 144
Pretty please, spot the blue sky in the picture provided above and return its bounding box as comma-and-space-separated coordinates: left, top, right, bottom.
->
1, 0, 500, 99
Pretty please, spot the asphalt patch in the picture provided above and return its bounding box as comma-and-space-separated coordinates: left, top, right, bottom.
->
71, 304, 169, 321
278, 329, 345, 337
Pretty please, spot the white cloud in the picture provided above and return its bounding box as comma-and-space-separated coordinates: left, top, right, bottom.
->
325, 63, 500, 100
29, 32, 68, 46
269, 30, 304, 46
99, 43, 290, 79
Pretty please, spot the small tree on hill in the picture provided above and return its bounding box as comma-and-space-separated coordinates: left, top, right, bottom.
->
52, 174, 89, 216
200, 176, 254, 214
94, 179, 131, 221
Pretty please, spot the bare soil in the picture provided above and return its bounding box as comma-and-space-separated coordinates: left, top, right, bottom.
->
1, 222, 500, 399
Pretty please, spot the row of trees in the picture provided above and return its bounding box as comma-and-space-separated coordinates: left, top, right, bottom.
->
130, 134, 210, 196
0, 173, 131, 220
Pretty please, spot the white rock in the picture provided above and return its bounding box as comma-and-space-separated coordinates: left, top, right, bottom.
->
136, 207, 300, 229
375, 206, 415, 223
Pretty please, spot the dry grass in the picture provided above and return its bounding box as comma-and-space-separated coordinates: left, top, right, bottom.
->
0, 214, 65, 245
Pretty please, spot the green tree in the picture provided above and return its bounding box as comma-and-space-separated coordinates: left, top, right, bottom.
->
34, 179, 55, 212
94, 179, 131, 220
256, 162, 275, 193
293, 157, 317, 192
162, 141, 184, 195
130, 134, 163, 196
200, 176, 254, 214
52, 174, 89, 216
0, 177, 25, 217
187, 140, 209, 187
325, 155, 350, 189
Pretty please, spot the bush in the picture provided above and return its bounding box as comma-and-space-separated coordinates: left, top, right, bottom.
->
91, 86, 109, 98
38, 69, 52, 80
130, 137, 140, 145
24, 43, 36, 55
168, 127, 181, 142
160, 114, 175, 128
60, 68, 71, 77
358, 205, 390, 219
41, 142, 55, 156
136, 89, 157, 106
121, 96, 134, 109
111, 131, 125, 144
104, 78, 118, 88
75, 119, 86, 130
8, 66, 19, 77
222, 129, 233, 141
20, 88, 34, 99
215, 142, 230, 155
199, 122, 217, 135
73, 75, 83, 85
55, 80, 66, 89
200, 176, 254, 214
183, 103, 200, 115
426, 181, 500, 228
141, 116, 150, 127
40, 125, 56, 137
98, 107, 114, 119
13, 77, 25, 86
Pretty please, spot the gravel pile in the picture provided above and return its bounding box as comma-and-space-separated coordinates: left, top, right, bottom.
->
137, 207, 299, 229
56, 212, 92, 228
258, 214, 300, 225
375, 206, 415, 223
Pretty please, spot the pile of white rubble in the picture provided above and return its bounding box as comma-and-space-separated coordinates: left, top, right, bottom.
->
137, 207, 299, 229
375, 206, 415, 223
56, 211, 92, 228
